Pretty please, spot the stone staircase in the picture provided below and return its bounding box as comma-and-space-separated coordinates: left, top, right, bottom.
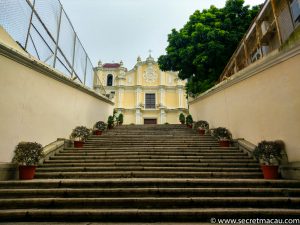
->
0, 124, 300, 222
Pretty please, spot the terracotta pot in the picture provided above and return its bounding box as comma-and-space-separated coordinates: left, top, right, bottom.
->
219, 140, 230, 147
261, 165, 279, 179
74, 140, 84, 148
187, 124, 192, 128
94, 130, 102, 135
198, 129, 205, 136
19, 165, 36, 180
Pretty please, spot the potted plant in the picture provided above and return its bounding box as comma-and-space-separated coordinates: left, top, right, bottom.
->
107, 115, 114, 129
194, 120, 209, 135
12, 142, 44, 180
118, 113, 124, 125
185, 115, 193, 128
70, 126, 90, 148
93, 121, 107, 135
213, 127, 232, 147
179, 113, 185, 125
253, 140, 284, 179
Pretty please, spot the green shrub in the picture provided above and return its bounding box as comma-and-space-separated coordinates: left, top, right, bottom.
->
70, 126, 90, 141
107, 115, 114, 128
118, 113, 124, 124
253, 140, 284, 165
194, 120, 209, 130
185, 115, 193, 126
94, 121, 107, 131
179, 113, 185, 124
213, 127, 232, 140
12, 142, 44, 166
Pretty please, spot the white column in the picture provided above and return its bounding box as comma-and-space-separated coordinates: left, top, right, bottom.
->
135, 87, 142, 107
178, 87, 183, 108
160, 87, 165, 106
160, 71, 164, 85
160, 109, 166, 124
137, 65, 142, 86
136, 109, 141, 124
118, 88, 124, 108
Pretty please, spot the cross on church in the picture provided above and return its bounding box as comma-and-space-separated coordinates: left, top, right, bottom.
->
148, 49, 152, 56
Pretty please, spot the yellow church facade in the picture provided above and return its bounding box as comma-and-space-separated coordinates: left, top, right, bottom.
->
94, 55, 188, 124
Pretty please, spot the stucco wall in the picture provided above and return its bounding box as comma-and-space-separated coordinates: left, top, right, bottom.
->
189, 46, 300, 163
0, 45, 114, 163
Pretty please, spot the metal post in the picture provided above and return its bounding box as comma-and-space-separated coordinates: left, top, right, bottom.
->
53, 6, 63, 68
71, 36, 77, 79
83, 55, 88, 85
271, 0, 283, 45
25, 0, 35, 50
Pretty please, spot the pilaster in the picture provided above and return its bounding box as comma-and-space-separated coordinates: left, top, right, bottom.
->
160, 109, 166, 124
135, 87, 142, 108
159, 86, 165, 106
136, 108, 142, 124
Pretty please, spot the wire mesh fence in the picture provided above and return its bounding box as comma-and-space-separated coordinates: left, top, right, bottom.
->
0, 0, 106, 95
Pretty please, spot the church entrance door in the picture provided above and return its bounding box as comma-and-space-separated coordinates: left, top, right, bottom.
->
144, 119, 157, 124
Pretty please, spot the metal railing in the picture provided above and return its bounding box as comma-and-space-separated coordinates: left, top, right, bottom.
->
0, 0, 106, 95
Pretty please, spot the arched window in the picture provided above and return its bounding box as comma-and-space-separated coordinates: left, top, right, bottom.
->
107, 74, 113, 86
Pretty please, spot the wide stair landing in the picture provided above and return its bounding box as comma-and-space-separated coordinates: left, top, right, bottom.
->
0, 124, 300, 222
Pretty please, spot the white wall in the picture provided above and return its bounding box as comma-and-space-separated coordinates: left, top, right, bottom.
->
189, 46, 300, 163
0, 43, 113, 163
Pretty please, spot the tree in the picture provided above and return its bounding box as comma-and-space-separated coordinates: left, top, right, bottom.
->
158, 0, 260, 95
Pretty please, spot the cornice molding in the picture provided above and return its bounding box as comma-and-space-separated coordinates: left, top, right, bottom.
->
189, 44, 300, 104
0, 42, 114, 105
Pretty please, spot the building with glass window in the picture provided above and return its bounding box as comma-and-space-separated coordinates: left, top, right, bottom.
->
94, 55, 188, 124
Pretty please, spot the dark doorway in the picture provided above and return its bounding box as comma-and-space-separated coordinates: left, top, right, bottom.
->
144, 119, 157, 124
107, 74, 113, 86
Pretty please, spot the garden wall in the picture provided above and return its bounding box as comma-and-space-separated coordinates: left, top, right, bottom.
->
0, 29, 114, 164
189, 45, 300, 178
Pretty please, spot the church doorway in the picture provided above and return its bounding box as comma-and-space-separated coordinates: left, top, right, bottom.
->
144, 119, 157, 124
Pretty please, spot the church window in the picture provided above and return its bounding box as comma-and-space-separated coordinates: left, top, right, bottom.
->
145, 93, 156, 109
107, 74, 113, 86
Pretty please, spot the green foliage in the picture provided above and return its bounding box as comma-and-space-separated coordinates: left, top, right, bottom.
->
194, 120, 209, 130
70, 126, 90, 141
107, 115, 114, 128
158, 0, 260, 95
253, 140, 284, 165
213, 127, 232, 140
118, 113, 124, 124
94, 121, 107, 131
12, 142, 44, 166
186, 115, 193, 126
179, 113, 186, 124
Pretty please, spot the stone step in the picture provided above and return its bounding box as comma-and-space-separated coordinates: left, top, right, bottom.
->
40, 162, 260, 168
88, 135, 214, 139
1, 187, 299, 198
1, 208, 300, 222
1, 179, 300, 189
36, 166, 261, 172
49, 155, 251, 160
63, 147, 240, 151
85, 141, 219, 145
1, 197, 300, 209
43, 159, 256, 163
34, 171, 263, 179
57, 151, 248, 156
83, 143, 219, 148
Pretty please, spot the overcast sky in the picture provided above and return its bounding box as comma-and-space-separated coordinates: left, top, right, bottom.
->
60, 0, 265, 69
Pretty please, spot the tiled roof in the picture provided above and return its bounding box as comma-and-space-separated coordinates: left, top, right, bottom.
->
103, 63, 120, 68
